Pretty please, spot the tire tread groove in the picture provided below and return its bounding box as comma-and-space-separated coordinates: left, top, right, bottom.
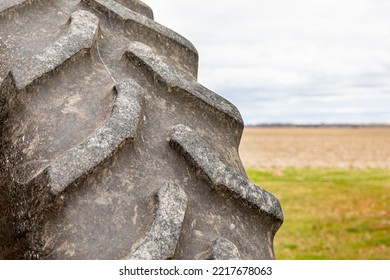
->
10, 10, 99, 91
36, 79, 144, 196
169, 124, 283, 223
125, 41, 244, 127
129, 182, 188, 260
0, 0, 29, 15
83, 0, 198, 77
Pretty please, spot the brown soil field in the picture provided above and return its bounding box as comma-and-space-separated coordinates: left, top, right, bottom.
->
239, 128, 390, 169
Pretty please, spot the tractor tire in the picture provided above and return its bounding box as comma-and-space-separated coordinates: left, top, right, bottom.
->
0, 0, 283, 260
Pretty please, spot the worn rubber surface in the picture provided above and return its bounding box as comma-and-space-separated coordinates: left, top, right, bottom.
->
0, 0, 283, 259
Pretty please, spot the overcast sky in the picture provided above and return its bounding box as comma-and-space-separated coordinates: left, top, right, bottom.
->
146, 0, 390, 125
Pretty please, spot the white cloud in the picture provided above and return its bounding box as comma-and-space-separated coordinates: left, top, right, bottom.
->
146, 0, 390, 124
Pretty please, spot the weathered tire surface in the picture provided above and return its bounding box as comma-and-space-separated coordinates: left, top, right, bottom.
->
0, 0, 283, 259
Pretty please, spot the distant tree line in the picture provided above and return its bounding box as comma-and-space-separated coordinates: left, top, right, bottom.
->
247, 123, 390, 128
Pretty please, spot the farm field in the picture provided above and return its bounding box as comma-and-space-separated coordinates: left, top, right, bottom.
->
239, 128, 390, 259
239, 127, 390, 169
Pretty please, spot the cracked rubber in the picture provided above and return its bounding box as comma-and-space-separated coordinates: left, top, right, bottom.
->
0, 0, 283, 260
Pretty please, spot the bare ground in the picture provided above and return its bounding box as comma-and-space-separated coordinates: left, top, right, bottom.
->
239, 128, 390, 169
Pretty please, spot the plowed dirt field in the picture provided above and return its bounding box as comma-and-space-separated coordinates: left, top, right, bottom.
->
239, 128, 390, 169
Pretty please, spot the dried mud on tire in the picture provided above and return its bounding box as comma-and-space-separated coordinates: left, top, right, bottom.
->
0, 0, 282, 259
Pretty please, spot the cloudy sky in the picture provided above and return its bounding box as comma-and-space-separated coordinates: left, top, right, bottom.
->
146, 0, 390, 125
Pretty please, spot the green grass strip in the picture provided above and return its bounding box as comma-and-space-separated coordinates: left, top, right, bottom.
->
247, 168, 390, 259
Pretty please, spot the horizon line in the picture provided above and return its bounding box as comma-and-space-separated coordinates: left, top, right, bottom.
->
245, 123, 390, 128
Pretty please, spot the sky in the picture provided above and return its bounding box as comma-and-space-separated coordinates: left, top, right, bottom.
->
145, 0, 390, 125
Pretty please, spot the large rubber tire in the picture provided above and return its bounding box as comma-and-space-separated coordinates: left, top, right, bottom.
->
0, 0, 283, 260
